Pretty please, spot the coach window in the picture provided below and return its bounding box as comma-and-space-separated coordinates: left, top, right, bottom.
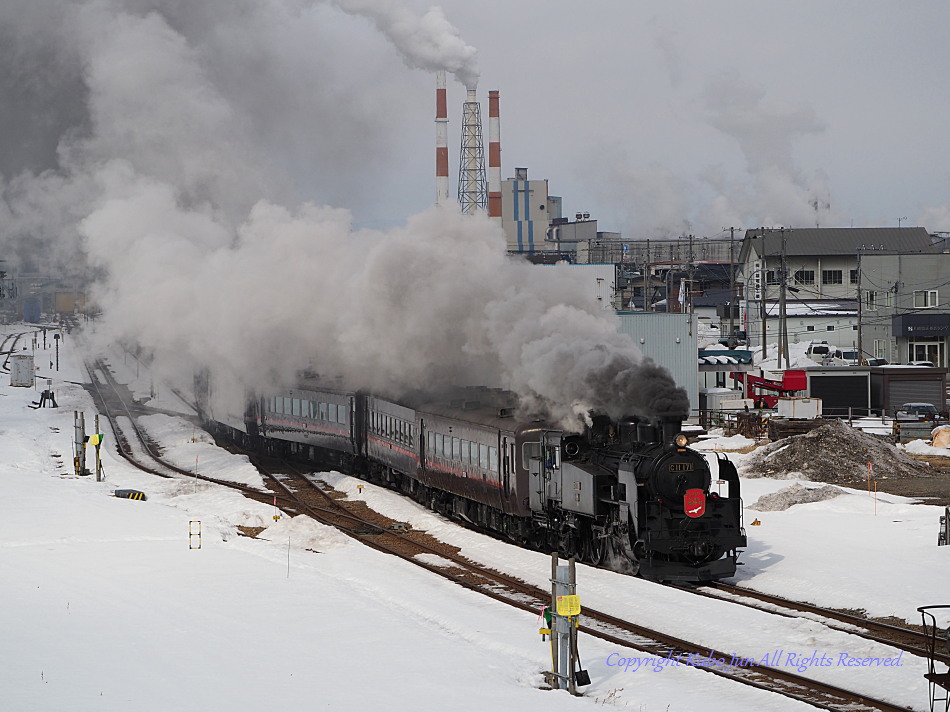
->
452, 437, 461, 461
479, 444, 489, 470
488, 446, 498, 473
340, 405, 348, 425
437, 433, 445, 457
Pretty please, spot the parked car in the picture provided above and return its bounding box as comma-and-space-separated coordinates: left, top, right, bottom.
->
908, 360, 936, 367
894, 402, 943, 422
829, 348, 860, 366
864, 358, 888, 366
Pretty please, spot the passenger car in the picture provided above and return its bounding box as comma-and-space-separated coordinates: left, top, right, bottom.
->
894, 402, 942, 422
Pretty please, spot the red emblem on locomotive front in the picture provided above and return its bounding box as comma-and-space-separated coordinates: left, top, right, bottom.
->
684, 488, 706, 518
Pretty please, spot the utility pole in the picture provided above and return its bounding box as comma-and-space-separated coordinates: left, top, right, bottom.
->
760, 230, 768, 360
779, 230, 789, 369
857, 246, 863, 364
728, 228, 737, 347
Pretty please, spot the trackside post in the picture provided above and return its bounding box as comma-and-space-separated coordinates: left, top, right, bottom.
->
545, 554, 588, 694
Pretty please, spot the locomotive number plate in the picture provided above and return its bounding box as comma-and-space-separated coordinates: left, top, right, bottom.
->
669, 462, 695, 472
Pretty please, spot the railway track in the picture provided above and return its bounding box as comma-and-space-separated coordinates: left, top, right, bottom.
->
83, 356, 917, 711
1, 330, 32, 371
698, 581, 948, 667
257, 463, 913, 712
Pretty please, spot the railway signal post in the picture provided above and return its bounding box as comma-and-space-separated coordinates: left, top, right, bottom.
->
546, 554, 588, 694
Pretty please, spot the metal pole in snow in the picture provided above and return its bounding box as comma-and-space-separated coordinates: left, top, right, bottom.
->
549, 553, 559, 686
568, 558, 577, 696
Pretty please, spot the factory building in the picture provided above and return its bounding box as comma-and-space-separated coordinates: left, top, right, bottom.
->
499, 168, 561, 253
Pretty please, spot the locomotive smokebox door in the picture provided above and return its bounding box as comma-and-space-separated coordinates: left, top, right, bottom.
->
684, 488, 706, 518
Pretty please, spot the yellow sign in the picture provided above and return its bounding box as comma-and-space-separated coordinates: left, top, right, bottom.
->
751, 518, 762, 526
556, 594, 581, 616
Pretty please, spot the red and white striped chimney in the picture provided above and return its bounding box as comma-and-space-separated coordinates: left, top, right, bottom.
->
487, 90, 502, 220
435, 70, 450, 206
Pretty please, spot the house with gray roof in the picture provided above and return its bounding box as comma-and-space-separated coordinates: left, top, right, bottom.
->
738, 227, 947, 363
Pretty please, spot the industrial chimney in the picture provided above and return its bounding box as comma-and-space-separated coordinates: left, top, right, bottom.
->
487, 90, 502, 221
435, 70, 450, 206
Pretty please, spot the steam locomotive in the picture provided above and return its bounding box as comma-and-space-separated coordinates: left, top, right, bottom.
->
197, 374, 746, 582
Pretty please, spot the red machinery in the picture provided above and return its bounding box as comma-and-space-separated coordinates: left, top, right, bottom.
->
730, 370, 807, 408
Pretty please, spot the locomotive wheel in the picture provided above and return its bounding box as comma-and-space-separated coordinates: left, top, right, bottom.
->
585, 532, 607, 566
559, 532, 578, 560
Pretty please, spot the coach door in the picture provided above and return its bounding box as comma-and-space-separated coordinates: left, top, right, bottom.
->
501, 436, 510, 495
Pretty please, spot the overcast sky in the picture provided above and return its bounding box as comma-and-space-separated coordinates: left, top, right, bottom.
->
3, 0, 950, 249
426, 1, 950, 237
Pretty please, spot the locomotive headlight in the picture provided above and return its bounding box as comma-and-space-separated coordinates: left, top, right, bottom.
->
674, 433, 688, 449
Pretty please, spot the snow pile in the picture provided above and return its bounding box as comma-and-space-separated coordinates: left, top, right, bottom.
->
748, 483, 846, 511
902, 438, 950, 457
741, 418, 930, 483
692, 433, 756, 451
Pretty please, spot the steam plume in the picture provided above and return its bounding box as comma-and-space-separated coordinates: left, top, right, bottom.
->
0, 0, 686, 430
332, 0, 479, 88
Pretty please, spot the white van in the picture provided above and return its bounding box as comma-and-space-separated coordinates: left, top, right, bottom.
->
829, 348, 860, 366
806, 341, 831, 360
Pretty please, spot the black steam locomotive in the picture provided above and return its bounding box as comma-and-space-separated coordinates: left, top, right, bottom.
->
197, 375, 746, 582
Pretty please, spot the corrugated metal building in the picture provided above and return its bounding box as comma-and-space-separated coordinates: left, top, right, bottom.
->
616, 312, 699, 416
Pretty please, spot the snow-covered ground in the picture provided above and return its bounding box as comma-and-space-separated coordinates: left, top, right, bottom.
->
2, 323, 947, 711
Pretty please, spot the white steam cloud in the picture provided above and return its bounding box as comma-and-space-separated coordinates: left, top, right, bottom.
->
0, 0, 687, 429
332, 0, 479, 88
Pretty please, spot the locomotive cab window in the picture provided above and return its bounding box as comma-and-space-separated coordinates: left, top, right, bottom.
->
522, 441, 541, 469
